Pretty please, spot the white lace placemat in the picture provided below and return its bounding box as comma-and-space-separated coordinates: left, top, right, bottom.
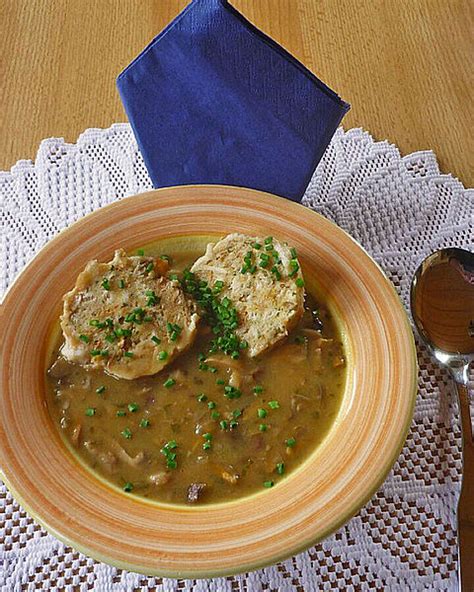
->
1, 124, 473, 592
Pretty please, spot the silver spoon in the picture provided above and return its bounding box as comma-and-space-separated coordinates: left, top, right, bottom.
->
411, 248, 474, 590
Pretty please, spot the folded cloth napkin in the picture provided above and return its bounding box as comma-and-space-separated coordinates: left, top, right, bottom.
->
117, 0, 349, 202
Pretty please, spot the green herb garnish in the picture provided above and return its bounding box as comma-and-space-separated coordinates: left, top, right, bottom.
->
276, 462, 285, 475
85, 407, 96, 417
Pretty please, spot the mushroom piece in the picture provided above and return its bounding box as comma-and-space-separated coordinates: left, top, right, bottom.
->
48, 357, 72, 379
149, 472, 171, 487
71, 424, 82, 446
109, 441, 146, 467
187, 482, 207, 503
221, 470, 239, 485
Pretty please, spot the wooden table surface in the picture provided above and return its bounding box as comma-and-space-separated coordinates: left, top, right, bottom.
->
1, 0, 472, 186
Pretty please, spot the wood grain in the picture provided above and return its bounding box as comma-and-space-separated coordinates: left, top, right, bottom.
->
1, 1, 472, 185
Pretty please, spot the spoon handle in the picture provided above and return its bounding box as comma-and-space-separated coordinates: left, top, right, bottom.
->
455, 381, 474, 591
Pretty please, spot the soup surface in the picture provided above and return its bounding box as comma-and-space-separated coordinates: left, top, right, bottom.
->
46, 237, 346, 505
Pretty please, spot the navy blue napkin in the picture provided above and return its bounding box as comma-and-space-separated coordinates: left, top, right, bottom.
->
117, 0, 349, 202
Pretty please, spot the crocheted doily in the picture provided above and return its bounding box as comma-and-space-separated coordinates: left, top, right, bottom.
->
1, 124, 473, 592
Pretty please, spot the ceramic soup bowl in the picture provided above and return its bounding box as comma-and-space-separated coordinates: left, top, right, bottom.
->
0, 185, 417, 577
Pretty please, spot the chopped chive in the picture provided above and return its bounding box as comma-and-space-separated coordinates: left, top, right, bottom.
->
268, 401, 280, 409
163, 377, 175, 388
151, 335, 161, 345
121, 428, 132, 439
253, 385, 264, 394
290, 247, 297, 258
211, 411, 220, 420
232, 409, 242, 418
265, 244, 273, 252
203, 433, 213, 441
271, 266, 281, 281
90, 349, 101, 356
115, 328, 131, 338
202, 441, 212, 450
123, 482, 134, 492
263, 480, 274, 488
257, 408, 267, 419
146, 290, 158, 306
79, 334, 89, 343
224, 385, 241, 399
239, 340, 248, 350
143, 316, 153, 323
208, 401, 216, 409
276, 462, 285, 475
219, 420, 228, 430
197, 393, 208, 403
216, 378, 225, 385
116, 410, 126, 417
286, 437, 297, 447
231, 351, 240, 360
85, 407, 96, 417
100, 349, 109, 357
124, 351, 134, 358
169, 273, 179, 281
229, 420, 239, 429
146, 262, 154, 273
163, 440, 177, 450
209, 366, 217, 374
259, 423, 268, 432
290, 259, 299, 272
96, 385, 106, 395
160, 254, 170, 262
253, 242, 262, 249
137, 249, 145, 256
139, 418, 150, 428
166, 459, 177, 469
294, 335, 306, 344
213, 280, 224, 293
101, 278, 110, 291
118, 279, 125, 289
264, 236, 273, 244
295, 278, 305, 288
198, 352, 207, 362
105, 333, 116, 343
128, 403, 139, 413
199, 362, 209, 371
158, 350, 168, 361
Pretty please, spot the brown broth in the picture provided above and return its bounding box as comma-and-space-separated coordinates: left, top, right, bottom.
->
45, 240, 346, 505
